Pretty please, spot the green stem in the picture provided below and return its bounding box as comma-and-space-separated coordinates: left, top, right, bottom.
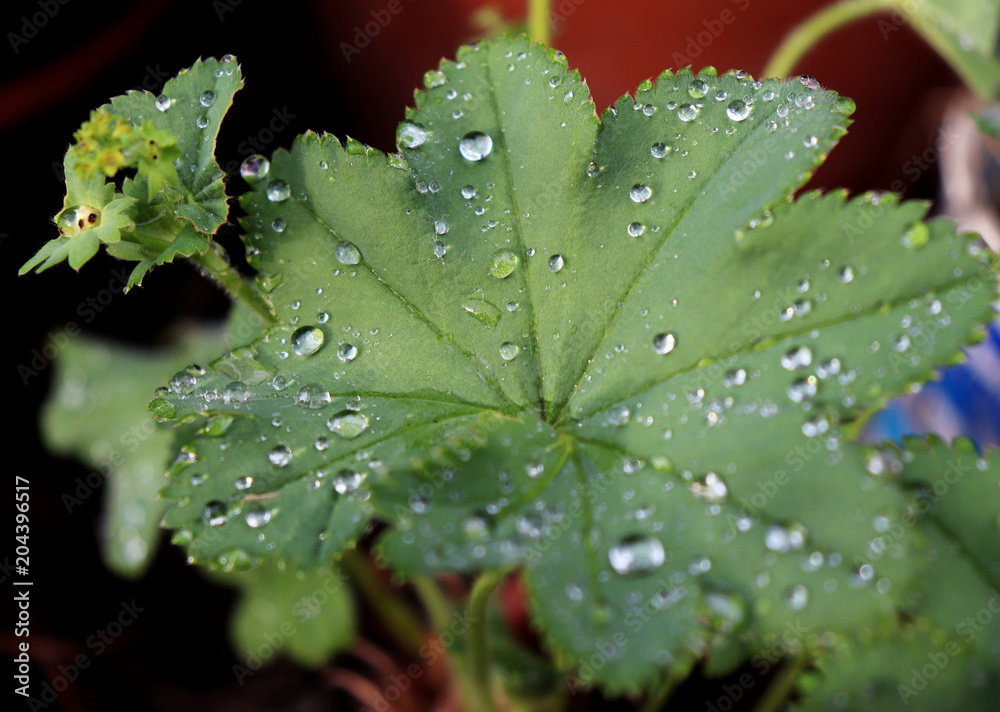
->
412, 575, 455, 633
467, 570, 506, 712
528, 0, 551, 46
192, 245, 276, 326
762, 0, 897, 79
752, 657, 809, 712
638, 668, 686, 712
340, 549, 427, 660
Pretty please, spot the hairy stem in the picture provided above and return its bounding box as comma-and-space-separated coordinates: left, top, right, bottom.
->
467, 570, 506, 712
192, 245, 277, 326
340, 549, 427, 661
763, 0, 896, 79
528, 0, 552, 46
752, 657, 809, 712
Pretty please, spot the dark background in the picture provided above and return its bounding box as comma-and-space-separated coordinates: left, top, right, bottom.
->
1, 0, 968, 710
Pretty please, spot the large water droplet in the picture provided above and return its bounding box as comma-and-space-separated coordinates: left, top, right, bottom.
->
292, 326, 325, 356
689, 472, 727, 502
489, 250, 518, 278
171, 371, 197, 394
628, 222, 645, 237
548, 254, 564, 272
245, 505, 271, 528
200, 90, 217, 107
652, 332, 676, 355
726, 100, 750, 121
677, 104, 699, 122
786, 584, 809, 610
269, 445, 292, 467
222, 381, 250, 404
786, 376, 818, 403
607, 404, 630, 426
459, 132, 493, 161
337, 344, 358, 362
155, 95, 172, 112
203, 501, 228, 527
630, 184, 652, 203
609, 535, 666, 575
295, 384, 332, 409
327, 411, 369, 439
781, 346, 813, 371
499, 342, 519, 361
240, 155, 270, 185
266, 180, 291, 202
335, 241, 361, 265
651, 142, 669, 158
397, 121, 427, 148
333, 469, 362, 494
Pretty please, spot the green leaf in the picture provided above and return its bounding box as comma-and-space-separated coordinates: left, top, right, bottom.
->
41, 316, 260, 577
900, 0, 1000, 99
104, 56, 242, 235
795, 513, 1000, 711
155, 37, 998, 691
218, 560, 355, 668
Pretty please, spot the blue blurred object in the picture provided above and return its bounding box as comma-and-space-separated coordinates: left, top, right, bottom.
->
867, 321, 1000, 448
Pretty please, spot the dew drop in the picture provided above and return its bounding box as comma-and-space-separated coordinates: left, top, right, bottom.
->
609, 535, 665, 575
199, 90, 216, 107
726, 100, 750, 121
327, 411, 369, 439
489, 250, 519, 278
548, 254, 565, 272
652, 332, 676, 355
334, 241, 361, 265
630, 184, 652, 203
203, 501, 228, 527
337, 344, 358, 362
235, 476, 253, 490
155, 95, 172, 112
459, 132, 493, 161
651, 142, 669, 158
786, 584, 809, 610
628, 222, 645, 237
607, 404, 630, 426
240, 155, 270, 184
397, 122, 427, 148
781, 346, 813, 371
677, 104, 699, 122
838, 266, 855, 283
245, 505, 271, 528
269, 445, 292, 467
266, 180, 291, 202
499, 342, 520, 361
222, 381, 250, 404
295, 384, 332, 409
333, 469, 362, 494
291, 326, 325, 356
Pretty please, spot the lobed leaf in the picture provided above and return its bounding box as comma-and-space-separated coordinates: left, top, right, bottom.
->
154, 37, 998, 692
